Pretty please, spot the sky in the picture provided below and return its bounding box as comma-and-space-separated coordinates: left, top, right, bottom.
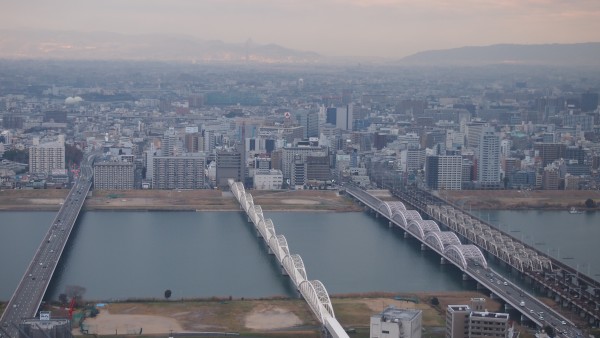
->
2, 0, 600, 58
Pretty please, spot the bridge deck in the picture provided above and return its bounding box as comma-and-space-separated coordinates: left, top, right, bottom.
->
0, 159, 93, 338
345, 186, 585, 337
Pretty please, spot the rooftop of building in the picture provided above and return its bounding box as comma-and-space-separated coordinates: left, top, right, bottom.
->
470, 311, 509, 319
374, 305, 421, 322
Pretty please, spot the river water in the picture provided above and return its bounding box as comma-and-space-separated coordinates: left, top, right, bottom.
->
1, 210, 466, 302
2, 209, 598, 302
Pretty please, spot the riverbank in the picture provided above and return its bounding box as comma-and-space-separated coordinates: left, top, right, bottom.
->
0, 189, 362, 212
441, 189, 600, 211
31, 291, 504, 338
2, 187, 598, 212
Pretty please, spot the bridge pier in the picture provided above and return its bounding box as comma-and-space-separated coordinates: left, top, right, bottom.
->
421, 244, 427, 251
256, 229, 262, 238
389, 221, 392, 228
404, 232, 409, 238
440, 257, 446, 265
281, 265, 288, 276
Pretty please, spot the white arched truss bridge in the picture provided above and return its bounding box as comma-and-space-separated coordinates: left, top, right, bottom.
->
427, 204, 553, 272
228, 180, 348, 337
344, 186, 488, 271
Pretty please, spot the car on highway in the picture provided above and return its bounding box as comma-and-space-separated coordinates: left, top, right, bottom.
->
503, 281, 508, 286
561, 321, 567, 325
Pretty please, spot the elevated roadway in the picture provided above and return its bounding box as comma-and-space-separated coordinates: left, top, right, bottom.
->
345, 186, 584, 338
0, 155, 95, 338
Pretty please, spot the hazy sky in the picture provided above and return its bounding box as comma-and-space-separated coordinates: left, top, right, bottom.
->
2, 0, 600, 58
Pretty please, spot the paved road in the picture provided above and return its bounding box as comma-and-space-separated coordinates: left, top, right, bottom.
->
0, 156, 94, 338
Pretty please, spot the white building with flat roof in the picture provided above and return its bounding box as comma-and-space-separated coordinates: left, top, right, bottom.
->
370, 306, 422, 338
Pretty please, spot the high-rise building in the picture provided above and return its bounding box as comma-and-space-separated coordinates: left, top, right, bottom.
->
425, 155, 462, 190
29, 138, 65, 174
478, 128, 501, 188
93, 161, 134, 190
281, 146, 328, 180
216, 150, 243, 189
161, 128, 179, 156
296, 110, 320, 138
291, 154, 306, 187
184, 133, 202, 153
152, 154, 206, 189
534, 143, 566, 166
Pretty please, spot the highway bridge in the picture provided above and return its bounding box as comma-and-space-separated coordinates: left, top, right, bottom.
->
0, 154, 95, 338
344, 186, 585, 338
228, 179, 349, 338
392, 185, 600, 328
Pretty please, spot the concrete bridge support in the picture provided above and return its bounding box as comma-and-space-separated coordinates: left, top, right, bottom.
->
421, 244, 427, 251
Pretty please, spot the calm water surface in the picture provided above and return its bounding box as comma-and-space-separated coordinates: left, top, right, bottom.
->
1, 210, 465, 301
2, 208, 597, 302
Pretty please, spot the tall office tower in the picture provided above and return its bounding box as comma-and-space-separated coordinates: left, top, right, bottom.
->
425, 155, 462, 190
565, 146, 585, 165
401, 147, 425, 173
291, 154, 307, 187
534, 143, 566, 166
161, 128, 178, 156
466, 122, 487, 148
296, 110, 320, 138
152, 154, 206, 189
306, 155, 330, 182
215, 149, 243, 189
326, 107, 337, 125
477, 128, 501, 188
335, 104, 354, 130
184, 132, 201, 153
93, 161, 134, 190
281, 145, 328, 180
29, 138, 65, 174
3, 114, 24, 129
204, 130, 216, 152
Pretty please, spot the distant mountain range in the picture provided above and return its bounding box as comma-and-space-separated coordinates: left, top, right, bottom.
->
0, 30, 321, 64
400, 43, 600, 66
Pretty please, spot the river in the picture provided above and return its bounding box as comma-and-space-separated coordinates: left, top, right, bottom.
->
2, 209, 597, 302
1, 210, 465, 302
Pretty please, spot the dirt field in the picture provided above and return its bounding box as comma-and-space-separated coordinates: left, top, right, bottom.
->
67, 291, 502, 336
441, 189, 600, 210
0, 189, 362, 212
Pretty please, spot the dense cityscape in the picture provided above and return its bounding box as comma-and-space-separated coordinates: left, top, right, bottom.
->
1, 60, 599, 194
0, 58, 599, 338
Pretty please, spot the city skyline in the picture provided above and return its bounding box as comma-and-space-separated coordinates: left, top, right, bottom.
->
2, 0, 600, 59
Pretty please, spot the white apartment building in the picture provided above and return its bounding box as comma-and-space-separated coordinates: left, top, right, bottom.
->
93, 161, 134, 190
29, 137, 65, 174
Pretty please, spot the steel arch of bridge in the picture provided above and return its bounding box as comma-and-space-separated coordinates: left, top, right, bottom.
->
227, 179, 340, 328
377, 201, 406, 219
424, 231, 461, 253
444, 244, 488, 270
427, 204, 552, 273
391, 209, 422, 228
407, 220, 440, 239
